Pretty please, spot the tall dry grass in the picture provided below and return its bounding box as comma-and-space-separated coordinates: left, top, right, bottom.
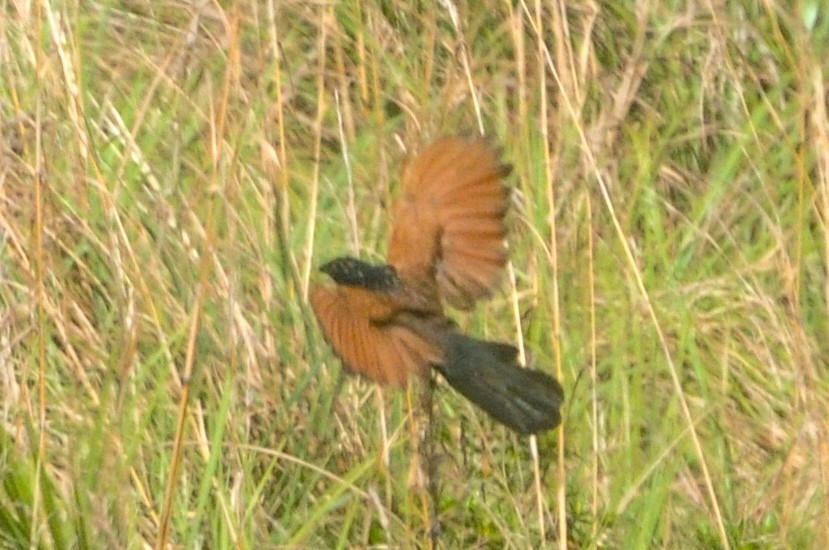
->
1, 1, 828, 548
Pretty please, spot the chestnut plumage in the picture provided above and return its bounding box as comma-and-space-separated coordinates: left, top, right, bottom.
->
310, 136, 563, 434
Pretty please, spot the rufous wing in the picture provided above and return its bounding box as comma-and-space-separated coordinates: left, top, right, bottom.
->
387, 136, 511, 309
309, 284, 442, 386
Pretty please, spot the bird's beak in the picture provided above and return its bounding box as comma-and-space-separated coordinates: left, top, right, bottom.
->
318, 260, 336, 277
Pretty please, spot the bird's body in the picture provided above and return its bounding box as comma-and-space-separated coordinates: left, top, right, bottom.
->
310, 136, 563, 434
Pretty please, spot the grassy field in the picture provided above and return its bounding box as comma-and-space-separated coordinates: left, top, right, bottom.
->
2, 1, 828, 548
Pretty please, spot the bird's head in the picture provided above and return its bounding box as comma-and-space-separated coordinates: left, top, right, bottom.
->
319, 257, 400, 291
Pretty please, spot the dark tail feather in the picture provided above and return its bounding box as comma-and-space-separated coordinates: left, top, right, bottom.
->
435, 334, 564, 434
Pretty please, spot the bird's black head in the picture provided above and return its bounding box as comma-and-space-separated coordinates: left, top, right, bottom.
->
319, 257, 400, 291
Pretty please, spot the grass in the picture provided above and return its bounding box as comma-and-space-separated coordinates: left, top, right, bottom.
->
2, 0, 828, 548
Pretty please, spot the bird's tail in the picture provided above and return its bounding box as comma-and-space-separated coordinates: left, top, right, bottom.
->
435, 333, 563, 434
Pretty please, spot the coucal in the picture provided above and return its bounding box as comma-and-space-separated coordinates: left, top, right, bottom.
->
310, 136, 563, 434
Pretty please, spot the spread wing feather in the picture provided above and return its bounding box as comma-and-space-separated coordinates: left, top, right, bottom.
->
387, 136, 511, 310
310, 285, 442, 386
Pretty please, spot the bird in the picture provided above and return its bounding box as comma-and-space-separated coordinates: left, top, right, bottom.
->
309, 136, 563, 434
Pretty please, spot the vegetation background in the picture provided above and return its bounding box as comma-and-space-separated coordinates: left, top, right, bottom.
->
2, 0, 828, 548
